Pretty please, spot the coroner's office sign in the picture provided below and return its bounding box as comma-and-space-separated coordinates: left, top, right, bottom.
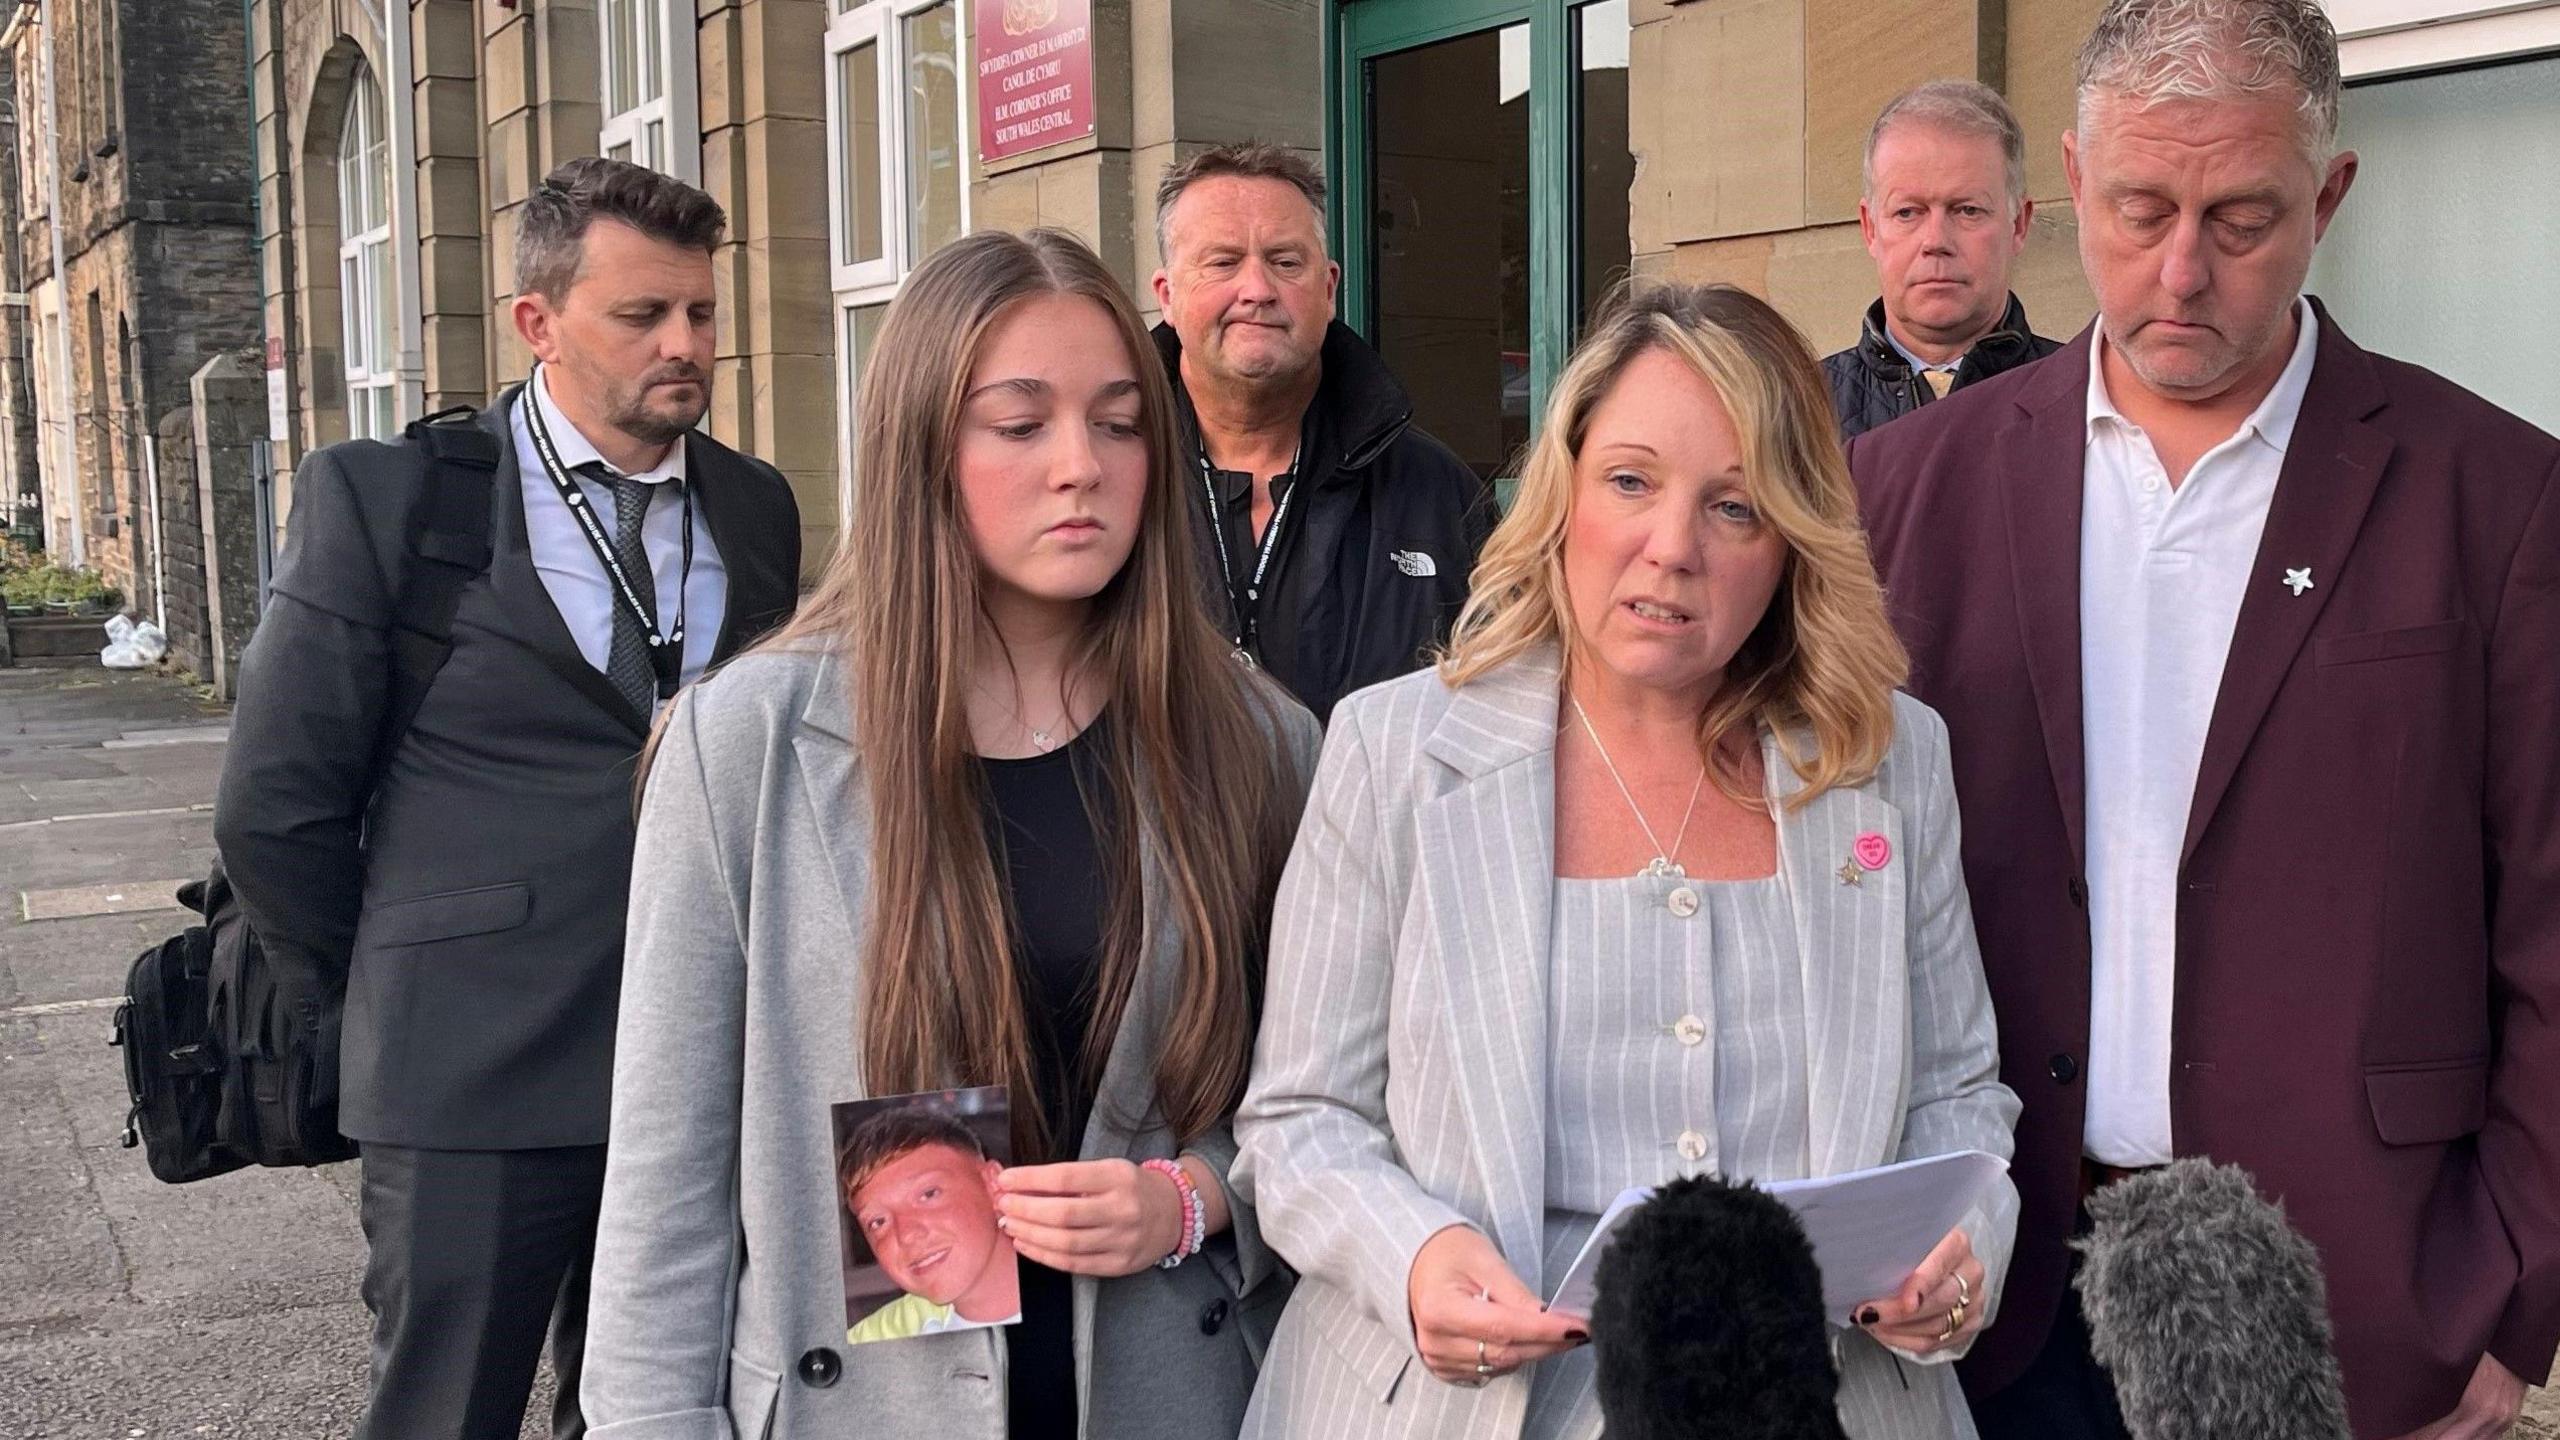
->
975, 0, 1096, 163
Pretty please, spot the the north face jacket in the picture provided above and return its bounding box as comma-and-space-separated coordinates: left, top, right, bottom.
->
1157, 319, 1497, 723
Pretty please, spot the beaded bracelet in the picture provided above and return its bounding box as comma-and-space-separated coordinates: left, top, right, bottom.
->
1142, 1157, 1206, 1269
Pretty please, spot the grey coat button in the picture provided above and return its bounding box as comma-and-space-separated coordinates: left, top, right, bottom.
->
797, 1347, 841, 1388
1199, 1299, 1229, 1335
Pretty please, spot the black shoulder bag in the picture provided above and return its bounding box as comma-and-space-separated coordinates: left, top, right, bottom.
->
112, 408, 501, 1181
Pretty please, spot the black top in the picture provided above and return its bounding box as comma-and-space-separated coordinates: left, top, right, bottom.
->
978, 717, 1116, 1440
1190, 403, 1324, 672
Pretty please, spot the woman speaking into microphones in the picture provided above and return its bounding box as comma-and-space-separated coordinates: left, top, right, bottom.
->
1232, 283, 2022, 1440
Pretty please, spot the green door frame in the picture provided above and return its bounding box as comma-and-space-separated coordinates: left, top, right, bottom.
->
1328, 0, 1586, 434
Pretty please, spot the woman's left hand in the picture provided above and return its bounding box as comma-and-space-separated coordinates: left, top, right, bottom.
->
994, 1160, 1184, 1279
1853, 1226, 1986, 1357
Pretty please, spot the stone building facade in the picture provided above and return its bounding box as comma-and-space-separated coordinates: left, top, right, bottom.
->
2, 0, 262, 611
0, 57, 41, 541
253, 0, 850, 569
1307, 0, 2560, 475
247, 0, 1323, 577
241, 0, 2557, 577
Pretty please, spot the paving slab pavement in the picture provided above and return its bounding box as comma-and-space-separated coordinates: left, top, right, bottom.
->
0, 666, 560, 1438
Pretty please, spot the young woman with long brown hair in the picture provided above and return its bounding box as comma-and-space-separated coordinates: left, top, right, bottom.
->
579, 228, 1318, 1439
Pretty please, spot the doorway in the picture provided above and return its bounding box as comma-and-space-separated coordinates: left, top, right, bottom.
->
1333, 0, 1632, 485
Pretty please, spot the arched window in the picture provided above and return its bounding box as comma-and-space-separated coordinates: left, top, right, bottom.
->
338, 63, 395, 440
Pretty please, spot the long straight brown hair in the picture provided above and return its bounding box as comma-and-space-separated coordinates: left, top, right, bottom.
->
760, 228, 1299, 1160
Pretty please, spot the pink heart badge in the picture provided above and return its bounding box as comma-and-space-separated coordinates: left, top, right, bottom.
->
1853, 831, 1891, 871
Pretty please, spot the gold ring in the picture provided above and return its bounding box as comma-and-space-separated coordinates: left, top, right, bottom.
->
1938, 1302, 1967, 1342
1955, 1272, 1972, 1308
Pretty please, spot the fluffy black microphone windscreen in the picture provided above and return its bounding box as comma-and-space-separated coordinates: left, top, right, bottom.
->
2075, 1158, 2353, 1440
1590, 1175, 1850, 1440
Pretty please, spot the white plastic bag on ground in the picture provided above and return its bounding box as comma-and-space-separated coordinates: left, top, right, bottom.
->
130, 620, 168, 662
99, 614, 147, 669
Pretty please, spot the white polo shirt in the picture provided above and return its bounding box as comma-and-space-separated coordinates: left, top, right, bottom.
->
2077, 298, 2320, 1167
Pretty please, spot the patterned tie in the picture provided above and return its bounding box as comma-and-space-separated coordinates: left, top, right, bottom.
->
591, 466, 663, 717
1922, 368, 1957, 399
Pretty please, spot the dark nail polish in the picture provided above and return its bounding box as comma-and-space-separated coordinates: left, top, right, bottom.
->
1566, 1330, 1589, 1344
1857, 1307, 1881, 1326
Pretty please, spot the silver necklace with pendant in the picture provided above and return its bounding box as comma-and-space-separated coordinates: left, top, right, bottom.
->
1570, 697, 1707, 880
1018, 703, 1071, 753
983, 676, 1074, 754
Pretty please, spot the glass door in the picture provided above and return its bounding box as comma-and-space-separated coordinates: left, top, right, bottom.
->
1333, 0, 1631, 485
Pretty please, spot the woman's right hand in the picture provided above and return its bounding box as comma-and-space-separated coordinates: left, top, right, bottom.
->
1405, 1224, 1587, 1387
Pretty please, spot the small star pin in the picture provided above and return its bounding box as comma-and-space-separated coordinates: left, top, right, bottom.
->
2283, 566, 2314, 597
1837, 861, 1864, 887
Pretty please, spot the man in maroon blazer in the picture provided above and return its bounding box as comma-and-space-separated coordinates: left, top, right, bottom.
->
1849, 2, 2560, 1437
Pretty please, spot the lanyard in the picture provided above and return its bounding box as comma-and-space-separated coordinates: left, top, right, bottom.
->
522, 371, 694, 701
1196, 436, 1302, 666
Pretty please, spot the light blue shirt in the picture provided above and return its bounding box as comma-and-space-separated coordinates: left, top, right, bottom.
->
1882, 323, 1962, 379
509, 368, 726, 686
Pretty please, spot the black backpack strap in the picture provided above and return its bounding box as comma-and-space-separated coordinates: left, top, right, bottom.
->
377, 409, 501, 770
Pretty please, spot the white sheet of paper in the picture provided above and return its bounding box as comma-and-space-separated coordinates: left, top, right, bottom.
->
1545, 1150, 2009, 1322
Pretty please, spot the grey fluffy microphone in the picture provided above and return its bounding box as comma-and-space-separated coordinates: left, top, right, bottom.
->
2074, 1158, 2353, 1440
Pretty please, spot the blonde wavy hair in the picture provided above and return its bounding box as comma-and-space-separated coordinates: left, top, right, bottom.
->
1439, 283, 1908, 806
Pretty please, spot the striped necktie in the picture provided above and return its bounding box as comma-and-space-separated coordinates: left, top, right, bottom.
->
585, 464, 662, 717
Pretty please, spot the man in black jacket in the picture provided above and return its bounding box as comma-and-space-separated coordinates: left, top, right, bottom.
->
1150, 142, 1495, 722
1825, 80, 2064, 438
213, 159, 801, 1438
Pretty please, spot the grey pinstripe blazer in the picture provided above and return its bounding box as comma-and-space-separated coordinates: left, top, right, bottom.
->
581, 649, 1320, 1440
1231, 645, 2021, 1440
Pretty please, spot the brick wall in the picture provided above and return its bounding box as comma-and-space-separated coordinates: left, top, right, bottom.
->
7, 0, 258, 613
153, 402, 212, 679
0, 61, 41, 536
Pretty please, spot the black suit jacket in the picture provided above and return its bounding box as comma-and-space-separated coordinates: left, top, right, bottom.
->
214, 390, 801, 1149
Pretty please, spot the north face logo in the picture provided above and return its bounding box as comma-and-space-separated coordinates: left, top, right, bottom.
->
1390, 550, 1437, 578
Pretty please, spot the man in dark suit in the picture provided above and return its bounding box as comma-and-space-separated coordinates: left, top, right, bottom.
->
214, 158, 801, 1438
1849, 3, 2560, 1437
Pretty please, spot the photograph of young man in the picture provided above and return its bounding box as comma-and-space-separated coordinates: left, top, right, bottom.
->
840, 1107, 1023, 1345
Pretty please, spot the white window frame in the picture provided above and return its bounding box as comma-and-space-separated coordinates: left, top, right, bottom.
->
2327, 0, 2560, 77
339, 64, 397, 441
600, 0, 701, 180
825, 0, 972, 516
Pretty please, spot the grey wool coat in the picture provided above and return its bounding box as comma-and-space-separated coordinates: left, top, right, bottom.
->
580, 647, 1321, 1440
1231, 647, 2022, 1440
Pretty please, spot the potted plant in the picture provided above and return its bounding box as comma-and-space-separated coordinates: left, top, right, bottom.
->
1, 541, 42, 617
26, 564, 112, 615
